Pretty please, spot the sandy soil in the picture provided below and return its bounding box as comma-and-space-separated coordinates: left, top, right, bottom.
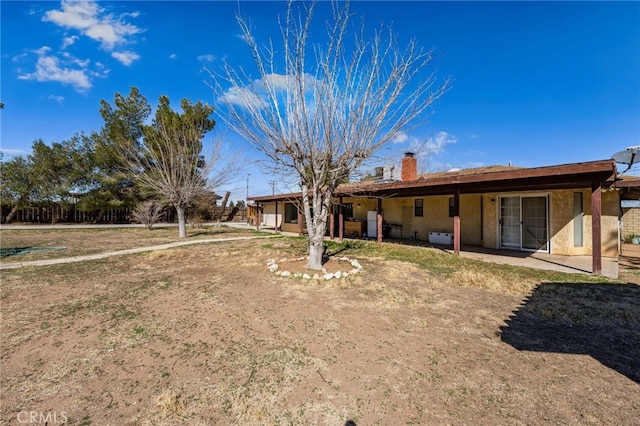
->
1, 239, 639, 425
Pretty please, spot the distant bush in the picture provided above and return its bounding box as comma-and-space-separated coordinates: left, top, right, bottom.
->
131, 201, 164, 230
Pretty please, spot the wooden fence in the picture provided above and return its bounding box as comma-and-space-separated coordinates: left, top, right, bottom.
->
2, 205, 135, 224
1, 204, 247, 225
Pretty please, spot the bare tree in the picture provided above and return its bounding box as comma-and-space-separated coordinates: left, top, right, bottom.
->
114, 93, 234, 238
130, 200, 164, 230
212, 1, 449, 269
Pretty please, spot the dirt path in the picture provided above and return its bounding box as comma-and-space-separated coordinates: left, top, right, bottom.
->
0, 235, 277, 270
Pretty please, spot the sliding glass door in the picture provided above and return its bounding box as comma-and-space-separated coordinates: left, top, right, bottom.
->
500, 195, 549, 252
500, 196, 521, 248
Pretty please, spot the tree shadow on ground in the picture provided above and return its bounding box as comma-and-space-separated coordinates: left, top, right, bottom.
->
324, 241, 362, 265
0, 246, 66, 258
500, 282, 640, 384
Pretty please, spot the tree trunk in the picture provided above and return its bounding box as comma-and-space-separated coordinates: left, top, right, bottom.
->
95, 209, 105, 224
304, 185, 331, 270
307, 201, 328, 270
308, 232, 325, 270
226, 206, 239, 222
176, 205, 187, 238
4, 205, 18, 224
218, 191, 230, 221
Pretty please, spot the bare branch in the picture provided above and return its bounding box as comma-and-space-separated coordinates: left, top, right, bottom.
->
209, 0, 449, 268
113, 95, 230, 238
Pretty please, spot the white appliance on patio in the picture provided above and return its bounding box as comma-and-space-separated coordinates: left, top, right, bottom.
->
428, 232, 454, 245
261, 213, 282, 229
367, 210, 378, 238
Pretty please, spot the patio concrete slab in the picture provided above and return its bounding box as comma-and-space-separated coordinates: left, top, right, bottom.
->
447, 246, 618, 279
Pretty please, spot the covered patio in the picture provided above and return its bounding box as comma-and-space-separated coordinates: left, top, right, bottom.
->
337, 159, 617, 275
249, 159, 625, 276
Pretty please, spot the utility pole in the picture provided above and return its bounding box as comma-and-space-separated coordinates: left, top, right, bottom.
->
246, 173, 251, 224
246, 174, 251, 202
269, 180, 277, 196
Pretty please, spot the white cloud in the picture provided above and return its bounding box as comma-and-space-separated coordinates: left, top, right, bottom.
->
34, 46, 50, 55
16, 1, 140, 91
391, 132, 409, 143
169, 53, 177, 60
61, 51, 89, 68
391, 131, 419, 146
17, 46, 106, 92
48, 94, 65, 103
111, 50, 139, 66
260, 73, 295, 91
12, 52, 29, 63
425, 131, 457, 154
219, 86, 264, 109
43, 1, 142, 50
20, 55, 91, 90
237, 34, 252, 44
218, 73, 318, 110
197, 54, 216, 63
62, 35, 79, 48
42, 0, 142, 67
1, 148, 28, 155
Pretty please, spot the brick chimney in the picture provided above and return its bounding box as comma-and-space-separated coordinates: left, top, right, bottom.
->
401, 152, 417, 181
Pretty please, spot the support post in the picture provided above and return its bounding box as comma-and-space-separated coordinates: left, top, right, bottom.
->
454, 191, 461, 255
377, 198, 383, 243
256, 202, 260, 231
274, 201, 279, 233
592, 182, 602, 275
298, 208, 303, 236
338, 197, 344, 242
329, 203, 335, 240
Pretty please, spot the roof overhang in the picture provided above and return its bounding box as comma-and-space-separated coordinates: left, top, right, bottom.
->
614, 175, 640, 200
248, 159, 618, 203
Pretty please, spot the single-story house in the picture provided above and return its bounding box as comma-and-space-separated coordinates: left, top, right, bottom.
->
249, 153, 636, 275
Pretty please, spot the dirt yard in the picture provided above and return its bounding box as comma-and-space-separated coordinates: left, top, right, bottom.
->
0, 226, 258, 262
1, 230, 639, 425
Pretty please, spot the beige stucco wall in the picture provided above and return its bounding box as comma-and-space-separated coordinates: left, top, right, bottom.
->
483, 194, 499, 249
259, 201, 302, 234
549, 189, 619, 257
550, 189, 590, 256
340, 195, 482, 243
461, 195, 484, 245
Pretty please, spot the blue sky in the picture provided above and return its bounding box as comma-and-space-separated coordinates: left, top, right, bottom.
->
1, 1, 639, 199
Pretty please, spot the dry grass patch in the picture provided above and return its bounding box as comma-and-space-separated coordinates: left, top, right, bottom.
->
1, 235, 638, 425
0, 225, 258, 262
447, 268, 538, 296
